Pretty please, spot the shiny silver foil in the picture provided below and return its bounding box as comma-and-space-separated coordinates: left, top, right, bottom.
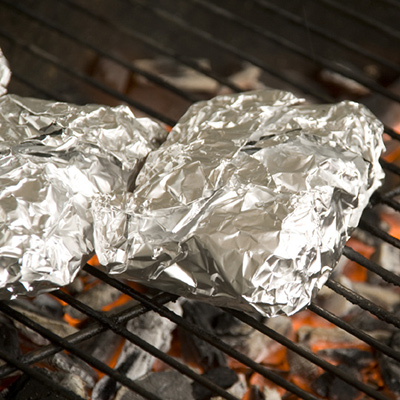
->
0, 48, 10, 97
93, 90, 385, 317
0, 94, 166, 298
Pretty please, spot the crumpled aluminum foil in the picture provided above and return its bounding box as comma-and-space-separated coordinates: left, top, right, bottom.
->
0, 48, 11, 97
0, 93, 166, 299
93, 89, 385, 317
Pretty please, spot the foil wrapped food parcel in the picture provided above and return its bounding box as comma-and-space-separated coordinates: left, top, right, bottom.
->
0, 94, 166, 298
93, 89, 385, 317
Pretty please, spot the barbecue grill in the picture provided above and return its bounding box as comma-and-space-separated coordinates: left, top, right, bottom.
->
0, 1, 400, 399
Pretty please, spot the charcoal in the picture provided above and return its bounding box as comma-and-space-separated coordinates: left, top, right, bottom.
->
262, 386, 281, 400
114, 370, 195, 400
58, 373, 89, 399
0, 315, 21, 363
298, 326, 364, 348
192, 366, 238, 400
378, 330, 400, 393
210, 373, 247, 400
77, 329, 123, 365
287, 345, 319, 380
3, 369, 69, 400
8, 304, 77, 346
371, 242, 400, 279
92, 351, 139, 400
65, 282, 121, 320
317, 348, 374, 368
179, 302, 227, 369
11, 295, 64, 320
50, 352, 98, 389
32, 294, 64, 319
246, 386, 265, 400
347, 309, 394, 340
92, 302, 181, 400
311, 365, 361, 400
346, 279, 400, 310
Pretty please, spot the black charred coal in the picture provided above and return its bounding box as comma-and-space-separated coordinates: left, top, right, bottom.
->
49, 352, 98, 389
32, 294, 65, 319
77, 328, 123, 365
3, 369, 68, 400
179, 302, 227, 370
247, 386, 265, 400
92, 351, 139, 400
115, 370, 195, 400
379, 330, 400, 393
192, 366, 238, 400
0, 315, 21, 361
311, 365, 361, 400
316, 348, 374, 368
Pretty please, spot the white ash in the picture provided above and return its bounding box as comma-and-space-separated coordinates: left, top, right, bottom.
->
222, 316, 292, 364
65, 281, 121, 320
114, 370, 195, 400
298, 326, 365, 348
58, 373, 89, 400
210, 373, 247, 400
51, 352, 98, 389
92, 301, 182, 400
339, 276, 400, 310
9, 304, 77, 346
371, 242, 400, 276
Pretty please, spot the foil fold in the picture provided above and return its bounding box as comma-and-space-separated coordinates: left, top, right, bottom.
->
93, 90, 385, 316
0, 94, 166, 298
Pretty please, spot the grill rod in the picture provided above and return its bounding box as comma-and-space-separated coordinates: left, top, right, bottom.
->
59, 0, 242, 93
252, 0, 400, 75
314, 0, 400, 41
0, 0, 198, 104
85, 265, 393, 400
0, 302, 165, 400
182, 0, 400, 104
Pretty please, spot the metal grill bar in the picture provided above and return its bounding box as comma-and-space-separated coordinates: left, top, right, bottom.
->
59, 0, 243, 93
314, 0, 400, 41
252, 0, 400, 75
0, 26, 177, 127
84, 265, 322, 400
0, 302, 164, 400
52, 290, 240, 400
326, 279, 400, 329
308, 303, 400, 363
184, 0, 400, 104
84, 264, 396, 400
0, 1, 399, 399
343, 245, 400, 287
124, 0, 333, 103
228, 309, 392, 400
0, 349, 86, 400
0, 0, 199, 104
0, 292, 176, 378
358, 218, 400, 250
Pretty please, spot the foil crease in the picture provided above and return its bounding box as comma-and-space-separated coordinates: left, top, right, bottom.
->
0, 94, 166, 298
93, 90, 385, 317
0, 48, 11, 96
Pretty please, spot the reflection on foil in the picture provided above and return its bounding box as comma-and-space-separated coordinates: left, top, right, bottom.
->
0, 94, 166, 298
93, 90, 385, 317
0, 47, 385, 315
0, 49, 10, 96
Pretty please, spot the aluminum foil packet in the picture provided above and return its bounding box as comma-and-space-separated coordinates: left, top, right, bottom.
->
93, 90, 385, 317
0, 92, 166, 299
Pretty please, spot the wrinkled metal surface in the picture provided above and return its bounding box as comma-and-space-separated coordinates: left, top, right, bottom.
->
0, 48, 11, 96
93, 90, 385, 316
0, 94, 166, 298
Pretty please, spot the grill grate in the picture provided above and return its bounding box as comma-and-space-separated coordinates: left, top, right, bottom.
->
0, 1, 400, 399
